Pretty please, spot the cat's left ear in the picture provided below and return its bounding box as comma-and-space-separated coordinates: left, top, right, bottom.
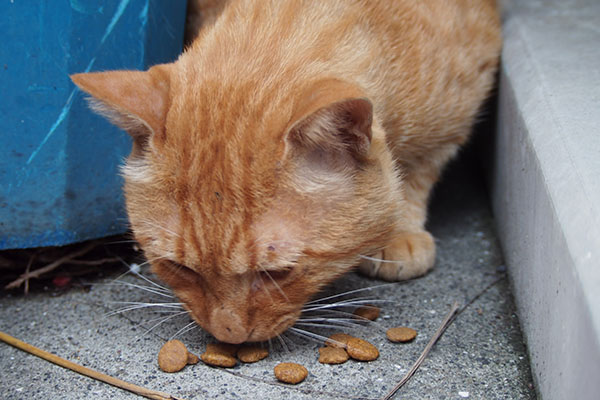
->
70, 64, 172, 143
285, 80, 373, 161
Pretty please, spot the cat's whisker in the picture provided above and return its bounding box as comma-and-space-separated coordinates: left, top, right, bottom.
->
142, 220, 182, 239
310, 296, 392, 306
281, 332, 298, 350
297, 317, 366, 323
104, 303, 181, 318
305, 282, 401, 305
300, 309, 389, 331
126, 263, 171, 292
314, 308, 390, 323
103, 306, 139, 318
145, 310, 189, 324
258, 266, 290, 303
296, 315, 386, 332
302, 298, 392, 313
294, 321, 362, 330
103, 281, 174, 298
104, 301, 174, 316
141, 311, 191, 336
111, 257, 144, 281
257, 272, 274, 304
128, 259, 153, 271
287, 327, 339, 346
169, 321, 199, 340
109, 300, 183, 307
106, 301, 184, 315
275, 333, 291, 354
133, 255, 170, 270
110, 255, 167, 286
359, 253, 426, 265
302, 309, 367, 318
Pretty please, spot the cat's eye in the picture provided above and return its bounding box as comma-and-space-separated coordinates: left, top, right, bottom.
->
259, 266, 293, 282
167, 260, 197, 275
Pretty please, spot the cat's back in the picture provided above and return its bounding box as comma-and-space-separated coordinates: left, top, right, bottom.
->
189, 0, 499, 81
182, 0, 501, 153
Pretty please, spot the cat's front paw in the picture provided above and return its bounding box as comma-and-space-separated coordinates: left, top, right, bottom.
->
358, 231, 435, 281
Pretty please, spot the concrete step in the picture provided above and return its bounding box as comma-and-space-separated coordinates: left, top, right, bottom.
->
489, 1, 600, 399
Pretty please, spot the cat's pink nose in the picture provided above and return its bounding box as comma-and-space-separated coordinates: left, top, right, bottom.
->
209, 307, 249, 344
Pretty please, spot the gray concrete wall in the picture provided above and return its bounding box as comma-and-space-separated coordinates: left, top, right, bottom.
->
491, 1, 600, 399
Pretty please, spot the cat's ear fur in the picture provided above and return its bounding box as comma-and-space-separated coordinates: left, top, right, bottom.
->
286, 80, 373, 161
70, 64, 172, 150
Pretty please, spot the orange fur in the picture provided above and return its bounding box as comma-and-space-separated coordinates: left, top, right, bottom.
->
71, 0, 501, 343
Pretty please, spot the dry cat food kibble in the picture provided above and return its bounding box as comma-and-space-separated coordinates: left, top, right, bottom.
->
318, 346, 349, 364
237, 345, 269, 363
386, 326, 418, 343
187, 352, 200, 364
274, 362, 308, 384
325, 333, 354, 349
353, 304, 381, 321
158, 340, 198, 373
345, 337, 379, 361
201, 343, 239, 368
201, 352, 237, 368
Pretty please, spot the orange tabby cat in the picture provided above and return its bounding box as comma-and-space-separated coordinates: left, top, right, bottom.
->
71, 0, 501, 344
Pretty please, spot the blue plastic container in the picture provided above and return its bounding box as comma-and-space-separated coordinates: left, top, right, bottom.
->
0, 0, 187, 249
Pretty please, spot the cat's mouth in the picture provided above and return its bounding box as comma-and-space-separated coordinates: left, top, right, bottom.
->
184, 301, 301, 343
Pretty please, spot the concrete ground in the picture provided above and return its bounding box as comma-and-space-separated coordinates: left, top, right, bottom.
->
0, 153, 536, 399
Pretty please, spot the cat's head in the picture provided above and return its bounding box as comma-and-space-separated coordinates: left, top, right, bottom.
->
71, 62, 403, 343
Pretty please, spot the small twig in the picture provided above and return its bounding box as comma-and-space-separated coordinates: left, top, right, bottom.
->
381, 276, 505, 399
0, 330, 185, 400
5, 241, 99, 290
23, 253, 36, 295
381, 301, 460, 400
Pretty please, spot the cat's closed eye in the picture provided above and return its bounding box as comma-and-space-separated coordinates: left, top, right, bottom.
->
166, 261, 199, 278
258, 266, 294, 282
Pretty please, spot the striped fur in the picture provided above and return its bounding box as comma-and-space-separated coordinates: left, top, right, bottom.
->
71, 0, 501, 343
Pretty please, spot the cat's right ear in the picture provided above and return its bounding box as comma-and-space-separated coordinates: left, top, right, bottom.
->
284, 79, 373, 162
70, 64, 172, 148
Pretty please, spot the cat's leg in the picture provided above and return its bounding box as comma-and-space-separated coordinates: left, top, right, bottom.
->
359, 151, 452, 281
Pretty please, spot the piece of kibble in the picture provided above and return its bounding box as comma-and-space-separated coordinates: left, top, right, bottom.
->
274, 362, 308, 384
346, 337, 379, 361
237, 345, 269, 363
201, 342, 239, 368
325, 333, 354, 349
318, 346, 349, 364
386, 326, 418, 343
353, 304, 381, 321
158, 340, 195, 373
187, 352, 200, 365
201, 351, 237, 368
